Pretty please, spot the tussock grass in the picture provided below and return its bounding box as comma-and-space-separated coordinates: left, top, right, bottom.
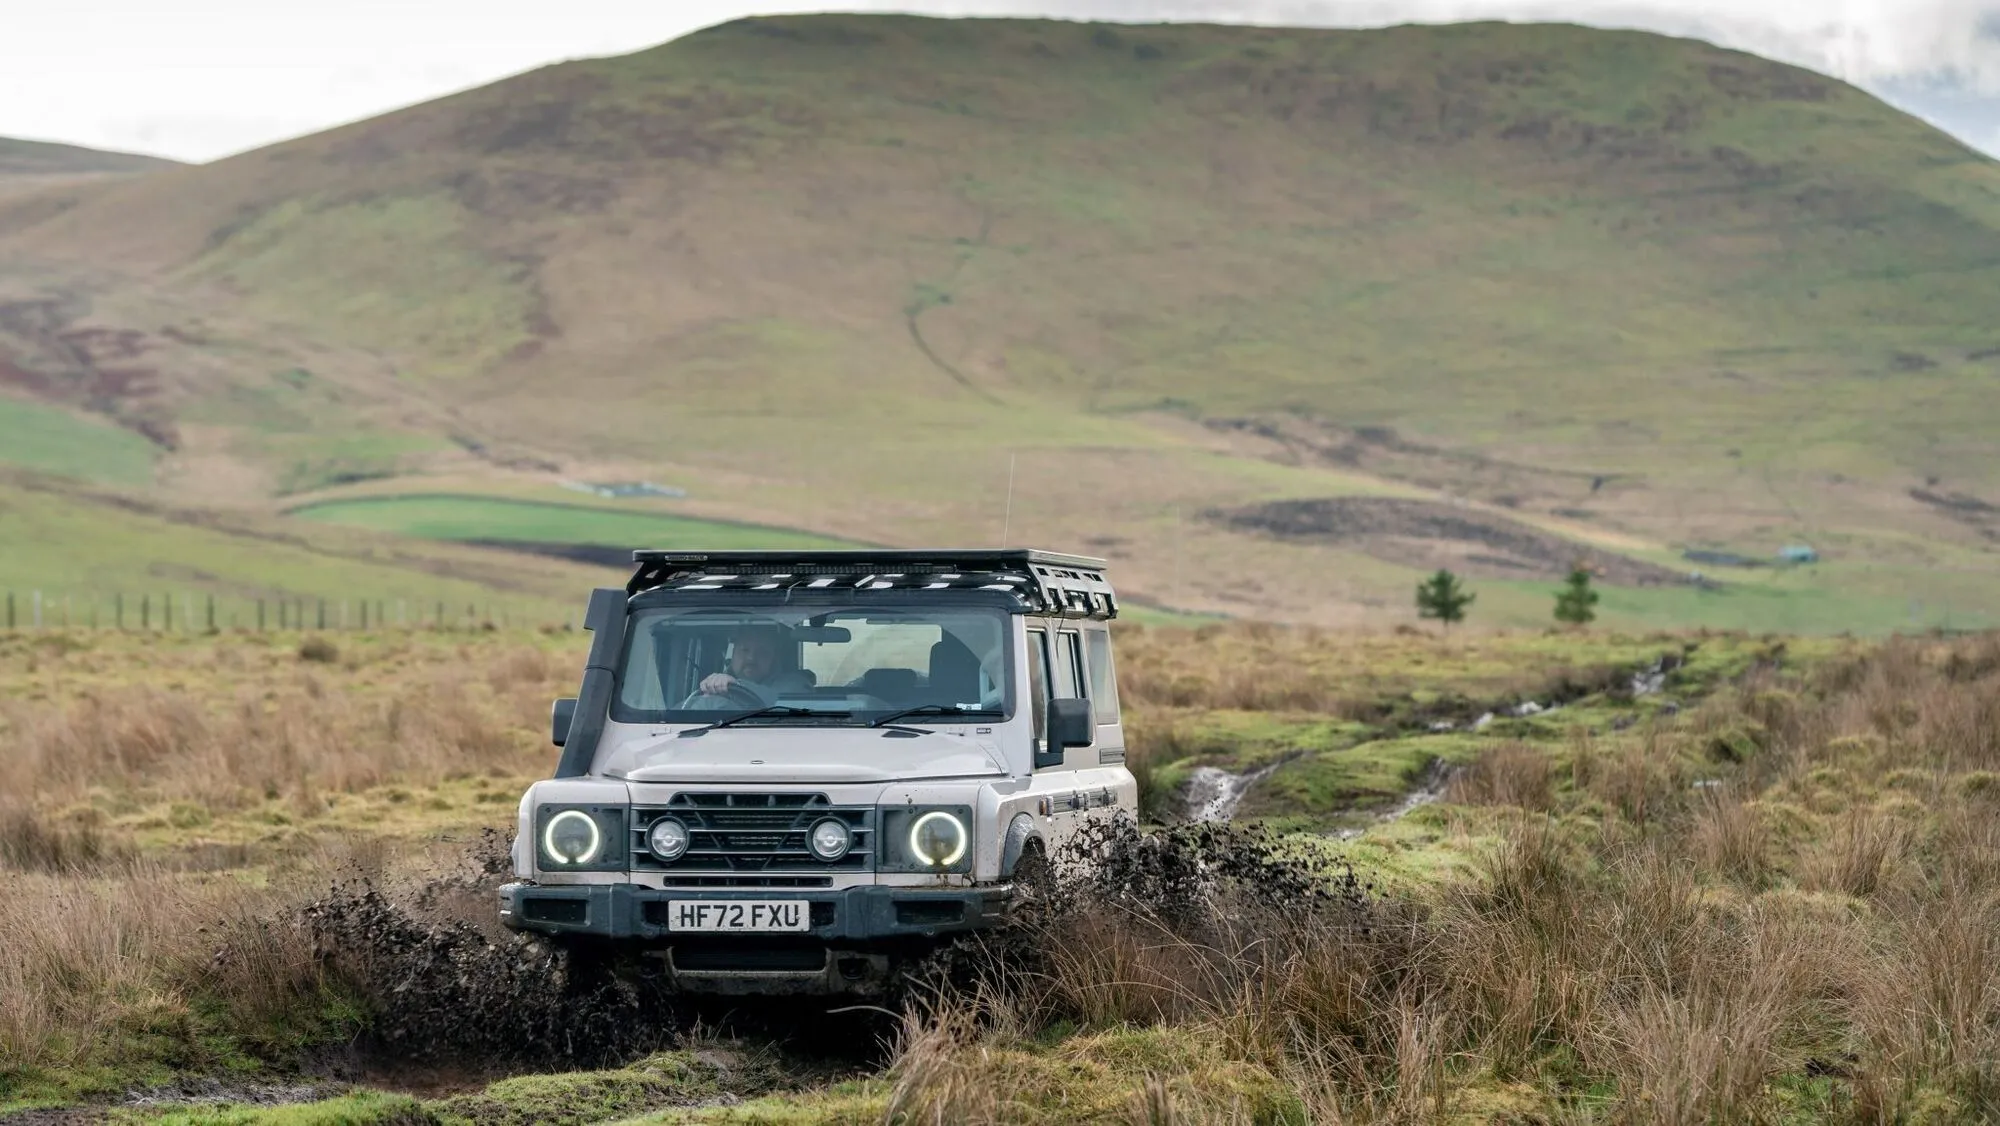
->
7, 626, 2000, 1123
0, 633, 575, 825
886, 630, 2000, 1122
0, 850, 363, 1084
1444, 742, 1553, 811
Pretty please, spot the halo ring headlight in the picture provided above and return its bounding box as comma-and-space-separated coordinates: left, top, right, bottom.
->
648, 817, 691, 862
543, 809, 603, 866
808, 818, 853, 862
908, 811, 968, 868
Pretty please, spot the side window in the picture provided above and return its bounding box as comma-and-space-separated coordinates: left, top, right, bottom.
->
1085, 630, 1120, 725
1054, 631, 1085, 698
1025, 628, 1050, 739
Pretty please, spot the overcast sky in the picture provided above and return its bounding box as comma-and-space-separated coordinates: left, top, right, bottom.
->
4, 0, 1997, 163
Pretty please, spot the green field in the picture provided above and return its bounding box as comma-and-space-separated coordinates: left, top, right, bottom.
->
0, 476, 604, 624
287, 493, 863, 552
0, 397, 157, 485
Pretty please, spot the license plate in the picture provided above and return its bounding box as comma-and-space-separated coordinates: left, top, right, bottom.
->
666, 900, 809, 933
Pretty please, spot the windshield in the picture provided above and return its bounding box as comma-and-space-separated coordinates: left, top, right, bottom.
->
611, 602, 1012, 726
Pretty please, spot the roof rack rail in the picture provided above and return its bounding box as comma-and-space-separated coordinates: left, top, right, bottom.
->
624, 548, 1117, 620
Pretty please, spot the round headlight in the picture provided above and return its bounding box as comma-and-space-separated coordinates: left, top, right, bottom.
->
908, 811, 968, 868
543, 810, 602, 866
808, 818, 852, 862
648, 817, 690, 862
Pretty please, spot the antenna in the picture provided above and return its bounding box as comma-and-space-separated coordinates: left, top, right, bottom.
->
1000, 452, 1017, 546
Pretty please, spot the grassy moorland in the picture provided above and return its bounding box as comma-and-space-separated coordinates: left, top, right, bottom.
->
2, 622, 1997, 1122
1, 16, 1997, 626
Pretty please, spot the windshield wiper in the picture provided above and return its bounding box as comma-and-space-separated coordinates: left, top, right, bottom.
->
680, 705, 852, 737
869, 704, 1003, 729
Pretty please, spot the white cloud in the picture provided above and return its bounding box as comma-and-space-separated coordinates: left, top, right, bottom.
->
1, 0, 1994, 162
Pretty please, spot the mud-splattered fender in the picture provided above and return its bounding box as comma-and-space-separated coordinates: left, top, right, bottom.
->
1000, 812, 1043, 878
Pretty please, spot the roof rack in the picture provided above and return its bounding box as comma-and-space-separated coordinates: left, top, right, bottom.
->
625, 549, 1117, 620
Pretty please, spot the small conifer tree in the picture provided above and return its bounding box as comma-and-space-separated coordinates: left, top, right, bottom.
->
1554, 564, 1599, 627
1415, 569, 1474, 630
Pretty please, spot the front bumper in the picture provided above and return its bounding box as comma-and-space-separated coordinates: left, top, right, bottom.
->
498, 880, 1012, 942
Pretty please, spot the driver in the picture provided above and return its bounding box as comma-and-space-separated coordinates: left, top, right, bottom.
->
695, 624, 812, 705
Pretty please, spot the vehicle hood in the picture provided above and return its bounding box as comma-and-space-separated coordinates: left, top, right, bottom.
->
610, 727, 1010, 784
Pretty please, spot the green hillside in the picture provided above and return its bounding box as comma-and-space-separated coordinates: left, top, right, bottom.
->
0, 395, 157, 485
0, 17, 1995, 627
0, 473, 607, 627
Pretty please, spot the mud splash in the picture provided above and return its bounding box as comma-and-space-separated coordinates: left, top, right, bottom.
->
265, 820, 1403, 1084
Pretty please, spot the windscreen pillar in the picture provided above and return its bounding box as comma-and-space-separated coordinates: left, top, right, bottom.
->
555, 588, 628, 778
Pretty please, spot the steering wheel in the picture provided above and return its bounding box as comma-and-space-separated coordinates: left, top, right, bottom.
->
678, 680, 769, 710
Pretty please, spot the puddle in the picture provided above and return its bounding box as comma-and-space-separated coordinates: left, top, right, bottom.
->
1331, 758, 1456, 841
1182, 762, 1282, 822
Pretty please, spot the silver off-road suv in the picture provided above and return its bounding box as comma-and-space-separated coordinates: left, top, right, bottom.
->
501, 549, 1134, 994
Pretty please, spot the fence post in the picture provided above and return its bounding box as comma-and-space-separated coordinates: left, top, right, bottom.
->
63, 595, 71, 629
162, 592, 171, 632
5, 592, 12, 630
116, 593, 124, 631
206, 594, 215, 632
436, 601, 444, 629
317, 599, 326, 630
258, 599, 266, 631
32, 590, 41, 630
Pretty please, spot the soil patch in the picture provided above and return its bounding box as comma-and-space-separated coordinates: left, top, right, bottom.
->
1910, 487, 2000, 541
1202, 415, 1624, 514
1208, 496, 1685, 585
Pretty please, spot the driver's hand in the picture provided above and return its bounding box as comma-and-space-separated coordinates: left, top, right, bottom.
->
700, 673, 738, 695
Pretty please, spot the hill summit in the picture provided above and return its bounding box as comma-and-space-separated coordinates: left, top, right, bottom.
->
0, 16, 1996, 627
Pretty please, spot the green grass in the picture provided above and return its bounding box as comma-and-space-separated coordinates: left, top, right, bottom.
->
286, 494, 862, 551
0, 397, 157, 485
0, 476, 600, 621
142, 1091, 429, 1125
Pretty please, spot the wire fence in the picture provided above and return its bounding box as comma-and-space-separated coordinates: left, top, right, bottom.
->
0, 591, 567, 633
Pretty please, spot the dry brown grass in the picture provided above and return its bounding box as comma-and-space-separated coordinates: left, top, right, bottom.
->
885, 631, 2000, 1122
1689, 789, 1770, 884
1443, 743, 1553, 811
9, 625, 2000, 1120
0, 633, 577, 822
0, 850, 354, 1075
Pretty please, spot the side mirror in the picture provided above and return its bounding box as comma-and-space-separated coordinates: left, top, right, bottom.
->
551, 697, 578, 748
1052, 697, 1093, 748
1034, 698, 1093, 770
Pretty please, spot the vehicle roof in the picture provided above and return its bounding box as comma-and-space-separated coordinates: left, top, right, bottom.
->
625, 548, 1117, 620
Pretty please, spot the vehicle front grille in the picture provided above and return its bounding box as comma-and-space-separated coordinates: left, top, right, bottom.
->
631, 792, 874, 874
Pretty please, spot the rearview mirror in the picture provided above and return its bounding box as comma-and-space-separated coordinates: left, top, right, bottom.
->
791, 626, 852, 643
551, 697, 578, 747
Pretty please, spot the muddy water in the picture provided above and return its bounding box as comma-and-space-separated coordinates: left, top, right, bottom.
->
1181, 762, 1283, 822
